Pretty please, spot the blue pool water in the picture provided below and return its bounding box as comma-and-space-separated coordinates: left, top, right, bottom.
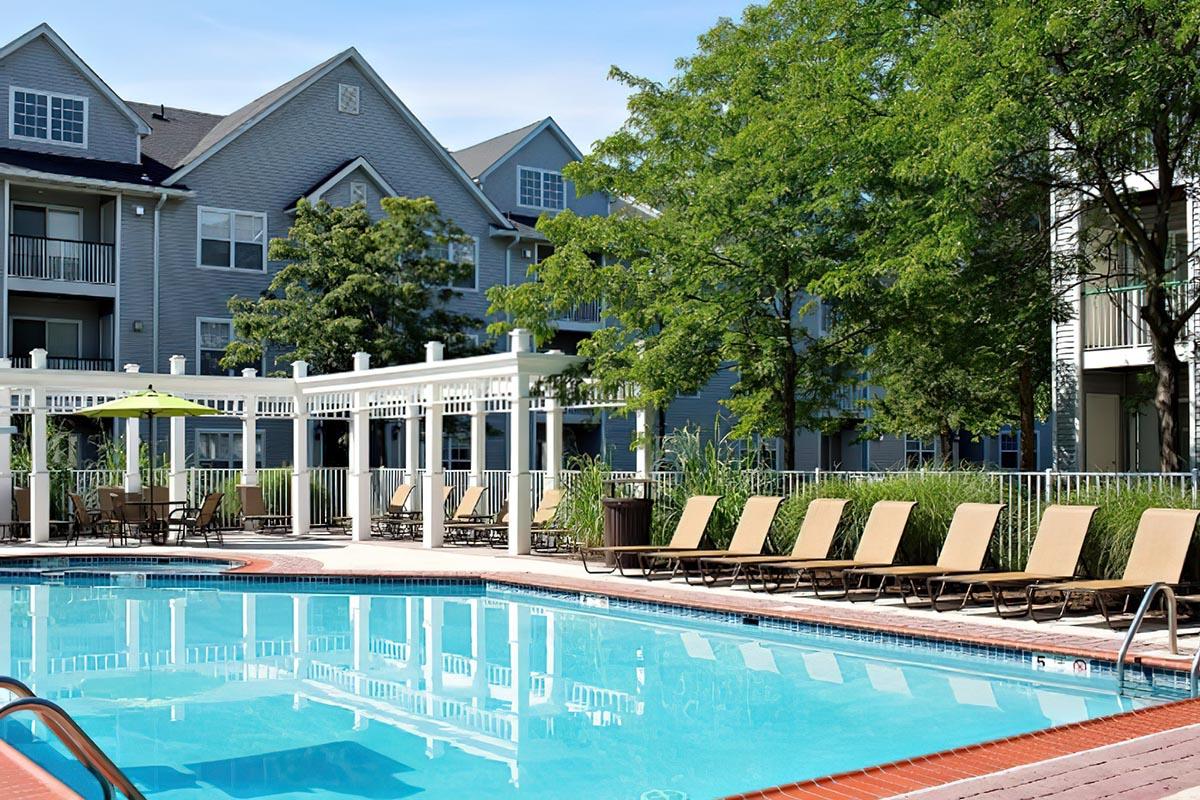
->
0, 574, 1154, 800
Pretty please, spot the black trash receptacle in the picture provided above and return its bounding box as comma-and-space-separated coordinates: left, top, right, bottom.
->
600, 479, 654, 566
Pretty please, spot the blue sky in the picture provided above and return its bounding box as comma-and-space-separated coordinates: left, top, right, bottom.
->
7, 1, 748, 152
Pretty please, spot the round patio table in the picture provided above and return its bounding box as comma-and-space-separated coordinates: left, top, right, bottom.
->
125, 500, 187, 546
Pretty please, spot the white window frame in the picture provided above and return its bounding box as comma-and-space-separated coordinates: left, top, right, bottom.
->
443, 431, 471, 470
516, 165, 566, 212
196, 317, 265, 377
9, 86, 88, 149
423, 232, 480, 293
196, 206, 267, 272
903, 435, 936, 468
9, 316, 82, 358
998, 427, 1038, 470
194, 429, 264, 469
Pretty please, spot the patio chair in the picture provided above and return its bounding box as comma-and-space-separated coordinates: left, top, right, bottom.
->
442, 486, 490, 544
750, 500, 918, 597
694, 498, 850, 586
369, 485, 454, 540
637, 496, 785, 582
113, 494, 146, 547
370, 483, 415, 536
4, 487, 30, 542
238, 484, 290, 534
171, 491, 226, 547
1025, 507, 1200, 624
926, 504, 1099, 617
474, 488, 570, 550
66, 492, 102, 546
580, 495, 722, 575
843, 502, 1006, 604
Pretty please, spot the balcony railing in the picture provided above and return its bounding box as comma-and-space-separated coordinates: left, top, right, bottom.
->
8, 234, 115, 285
1082, 281, 1194, 350
555, 299, 603, 325
7, 355, 114, 371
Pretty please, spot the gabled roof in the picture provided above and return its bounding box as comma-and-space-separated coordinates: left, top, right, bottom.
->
161, 48, 512, 229
127, 102, 224, 169
0, 24, 151, 137
451, 117, 585, 182
287, 155, 397, 211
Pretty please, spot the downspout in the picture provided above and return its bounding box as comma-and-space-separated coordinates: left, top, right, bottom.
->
152, 191, 167, 373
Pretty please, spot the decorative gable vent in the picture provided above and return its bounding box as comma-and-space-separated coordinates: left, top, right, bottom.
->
349, 181, 367, 206
338, 84, 360, 115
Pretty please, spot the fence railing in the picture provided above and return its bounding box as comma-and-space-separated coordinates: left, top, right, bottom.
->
1082, 281, 1193, 350
22, 467, 1200, 562
8, 234, 116, 285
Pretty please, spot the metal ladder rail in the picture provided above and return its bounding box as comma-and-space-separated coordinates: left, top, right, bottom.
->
0, 676, 146, 800
1115, 583, 1180, 694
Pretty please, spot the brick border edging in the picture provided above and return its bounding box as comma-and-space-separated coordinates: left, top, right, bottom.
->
724, 697, 1200, 800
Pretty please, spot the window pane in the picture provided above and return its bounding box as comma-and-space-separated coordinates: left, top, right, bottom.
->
234, 213, 264, 243
200, 210, 230, 240
199, 350, 227, 376
13, 91, 48, 140
542, 172, 565, 210
200, 239, 231, 268
234, 242, 263, 269
199, 321, 232, 349
518, 168, 541, 207
45, 322, 78, 357
50, 97, 84, 144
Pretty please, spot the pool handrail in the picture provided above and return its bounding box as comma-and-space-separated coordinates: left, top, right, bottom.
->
1115, 582, 1179, 695
0, 676, 146, 800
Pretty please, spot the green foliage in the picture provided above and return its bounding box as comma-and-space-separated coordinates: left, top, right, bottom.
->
1068, 484, 1199, 581
227, 197, 488, 375
556, 455, 611, 548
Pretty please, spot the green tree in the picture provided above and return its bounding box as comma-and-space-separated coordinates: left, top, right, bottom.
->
488, 6, 859, 469
901, 1, 1200, 470
226, 197, 486, 375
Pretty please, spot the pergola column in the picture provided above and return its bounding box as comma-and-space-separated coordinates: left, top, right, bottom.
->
423, 597, 443, 694
291, 361, 310, 537
169, 596, 187, 666
544, 395, 563, 490
242, 593, 256, 664
125, 599, 141, 670
469, 398, 486, 488
241, 369, 258, 486
168, 356, 187, 507
635, 405, 660, 480
0, 359, 12, 528
507, 330, 532, 555
348, 352, 371, 541
422, 342, 445, 548
123, 362, 141, 494
29, 349, 49, 543
403, 400, 421, 511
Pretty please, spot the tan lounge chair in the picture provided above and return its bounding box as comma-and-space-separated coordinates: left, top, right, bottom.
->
580, 495, 721, 575
845, 502, 1005, 604
1026, 507, 1200, 624
694, 498, 850, 586
451, 488, 569, 549
751, 500, 917, 597
926, 504, 1098, 617
238, 484, 290, 533
443, 486, 491, 544
368, 485, 453, 539
638, 496, 784, 582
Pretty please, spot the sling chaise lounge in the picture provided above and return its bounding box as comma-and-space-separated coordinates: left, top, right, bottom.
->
925, 504, 1098, 617
751, 500, 917, 597
1026, 507, 1200, 624
844, 502, 1005, 604
693, 498, 850, 586
580, 495, 721, 576
637, 496, 784, 582
443, 486, 491, 544
238, 484, 290, 534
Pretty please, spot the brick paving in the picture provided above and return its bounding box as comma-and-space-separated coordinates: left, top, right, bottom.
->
0, 740, 80, 799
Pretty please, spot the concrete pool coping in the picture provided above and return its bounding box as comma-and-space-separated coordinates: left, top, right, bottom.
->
1, 540, 1199, 799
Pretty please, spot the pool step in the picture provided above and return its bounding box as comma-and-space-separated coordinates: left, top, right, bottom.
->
0, 739, 83, 799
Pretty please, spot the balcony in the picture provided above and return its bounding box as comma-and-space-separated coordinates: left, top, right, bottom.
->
554, 299, 603, 331
8, 234, 115, 286
1082, 282, 1193, 351
7, 355, 114, 371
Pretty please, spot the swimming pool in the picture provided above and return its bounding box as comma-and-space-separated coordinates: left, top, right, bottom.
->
0, 570, 1165, 799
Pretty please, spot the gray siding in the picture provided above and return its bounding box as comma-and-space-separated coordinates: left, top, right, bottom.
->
479, 128, 608, 220
0, 36, 140, 164
117, 195, 154, 369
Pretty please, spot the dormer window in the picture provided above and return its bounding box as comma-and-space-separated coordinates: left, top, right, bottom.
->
517, 166, 565, 211
338, 84, 360, 115
10, 88, 87, 147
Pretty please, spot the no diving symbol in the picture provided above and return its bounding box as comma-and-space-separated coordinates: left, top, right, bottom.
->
641, 791, 688, 800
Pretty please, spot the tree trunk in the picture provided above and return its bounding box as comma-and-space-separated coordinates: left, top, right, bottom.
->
1018, 361, 1037, 470
1145, 285, 1184, 472
938, 428, 953, 468
781, 354, 797, 470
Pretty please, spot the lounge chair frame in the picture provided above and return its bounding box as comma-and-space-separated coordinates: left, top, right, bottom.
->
580, 495, 721, 576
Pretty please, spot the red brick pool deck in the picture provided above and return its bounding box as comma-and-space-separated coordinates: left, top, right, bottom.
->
3, 547, 1200, 799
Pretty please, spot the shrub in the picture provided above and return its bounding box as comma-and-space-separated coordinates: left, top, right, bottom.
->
557, 455, 610, 547
1062, 483, 1197, 580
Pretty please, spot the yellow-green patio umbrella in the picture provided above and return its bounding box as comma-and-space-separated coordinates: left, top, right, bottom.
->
78, 387, 220, 507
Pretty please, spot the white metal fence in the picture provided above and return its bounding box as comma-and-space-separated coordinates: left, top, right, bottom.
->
24, 467, 1200, 559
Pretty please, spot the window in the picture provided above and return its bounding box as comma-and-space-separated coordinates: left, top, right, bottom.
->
444, 433, 470, 470
517, 166, 566, 211
10, 88, 87, 147
349, 180, 367, 206
10, 318, 80, 359
904, 436, 936, 468
338, 84, 360, 114
198, 207, 266, 270
426, 236, 478, 291
197, 318, 259, 376
196, 430, 263, 469
998, 428, 1037, 470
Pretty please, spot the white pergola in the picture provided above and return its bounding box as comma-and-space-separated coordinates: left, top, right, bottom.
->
0, 329, 646, 555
